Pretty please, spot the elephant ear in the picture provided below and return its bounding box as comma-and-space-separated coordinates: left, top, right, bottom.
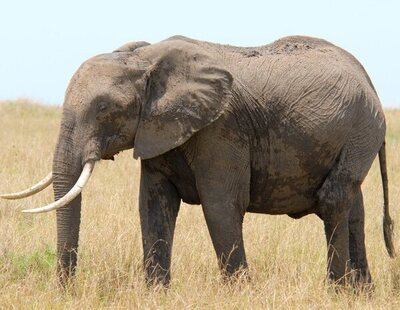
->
113, 41, 150, 53
133, 41, 233, 159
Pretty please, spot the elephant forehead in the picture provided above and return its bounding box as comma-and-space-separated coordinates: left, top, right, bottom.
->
81, 58, 125, 80
65, 65, 126, 105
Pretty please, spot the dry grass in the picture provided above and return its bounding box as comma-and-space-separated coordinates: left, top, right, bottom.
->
1, 99, 400, 308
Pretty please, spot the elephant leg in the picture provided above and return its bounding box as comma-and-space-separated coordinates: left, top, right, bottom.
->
189, 117, 251, 279
323, 213, 351, 284
139, 160, 180, 286
318, 166, 354, 284
348, 188, 372, 286
202, 200, 247, 277
194, 151, 249, 277
318, 131, 380, 287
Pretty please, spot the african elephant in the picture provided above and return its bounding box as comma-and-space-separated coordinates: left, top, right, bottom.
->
2, 35, 395, 288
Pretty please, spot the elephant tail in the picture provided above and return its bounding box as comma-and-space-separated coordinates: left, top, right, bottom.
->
379, 141, 396, 258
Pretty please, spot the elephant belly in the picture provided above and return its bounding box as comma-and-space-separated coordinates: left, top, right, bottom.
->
247, 178, 320, 216
247, 135, 341, 216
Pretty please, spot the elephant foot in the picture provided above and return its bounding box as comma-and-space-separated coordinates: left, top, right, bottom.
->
349, 269, 374, 295
145, 276, 170, 289
220, 265, 250, 285
56, 265, 76, 290
326, 269, 350, 286
144, 263, 171, 288
326, 269, 374, 295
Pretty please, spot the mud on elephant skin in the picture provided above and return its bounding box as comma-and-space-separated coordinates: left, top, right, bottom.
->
2, 35, 396, 288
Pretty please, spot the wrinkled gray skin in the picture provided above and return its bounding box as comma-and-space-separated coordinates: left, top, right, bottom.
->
54, 35, 394, 287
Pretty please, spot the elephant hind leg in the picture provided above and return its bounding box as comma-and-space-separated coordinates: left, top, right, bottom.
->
348, 188, 373, 288
318, 181, 373, 289
317, 150, 360, 285
318, 187, 352, 284
317, 140, 378, 287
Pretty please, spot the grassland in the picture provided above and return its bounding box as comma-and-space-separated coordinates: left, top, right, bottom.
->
0, 100, 400, 309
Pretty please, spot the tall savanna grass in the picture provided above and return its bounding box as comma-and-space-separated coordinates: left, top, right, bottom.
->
1, 100, 400, 308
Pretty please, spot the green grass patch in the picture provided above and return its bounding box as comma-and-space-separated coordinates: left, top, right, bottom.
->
386, 131, 400, 142
1, 246, 56, 279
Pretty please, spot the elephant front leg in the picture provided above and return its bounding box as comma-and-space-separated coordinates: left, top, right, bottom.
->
202, 201, 248, 277
139, 161, 180, 286
193, 145, 250, 278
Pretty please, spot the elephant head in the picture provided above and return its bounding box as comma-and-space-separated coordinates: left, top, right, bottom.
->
1, 38, 233, 284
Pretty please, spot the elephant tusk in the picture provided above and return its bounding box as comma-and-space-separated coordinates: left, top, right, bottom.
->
0, 173, 53, 200
22, 161, 95, 214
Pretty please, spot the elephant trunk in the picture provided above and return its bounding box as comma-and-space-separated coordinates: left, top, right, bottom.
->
52, 117, 84, 286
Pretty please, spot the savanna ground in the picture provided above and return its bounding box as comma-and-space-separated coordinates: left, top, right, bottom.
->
0, 100, 400, 309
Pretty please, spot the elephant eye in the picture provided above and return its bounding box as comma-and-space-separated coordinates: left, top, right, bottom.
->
98, 102, 108, 112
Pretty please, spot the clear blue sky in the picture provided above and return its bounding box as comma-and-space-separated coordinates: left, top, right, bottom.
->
1, 0, 399, 107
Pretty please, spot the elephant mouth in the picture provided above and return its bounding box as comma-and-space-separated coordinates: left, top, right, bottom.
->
102, 153, 117, 160
101, 155, 114, 160
101, 135, 120, 160
101, 133, 135, 161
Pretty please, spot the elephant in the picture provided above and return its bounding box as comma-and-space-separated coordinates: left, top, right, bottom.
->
1, 35, 395, 288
